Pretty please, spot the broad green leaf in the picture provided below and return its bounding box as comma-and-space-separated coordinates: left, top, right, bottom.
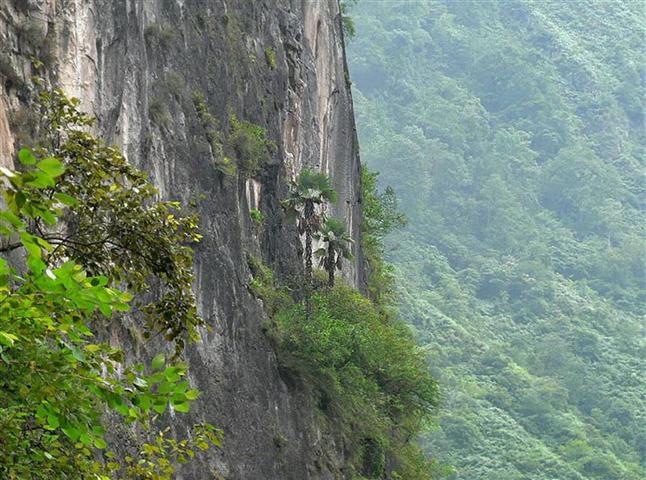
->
0, 210, 25, 228
115, 403, 129, 416
164, 366, 181, 382
95, 288, 113, 303
54, 192, 78, 206
90, 276, 108, 287
47, 413, 60, 429
18, 148, 37, 165
25, 171, 55, 188
0, 331, 18, 346
27, 256, 46, 275
98, 303, 112, 318
133, 377, 148, 389
79, 432, 92, 447
37, 157, 66, 177
62, 427, 80, 441
113, 302, 130, 312
151, 353, 166, 370
40, 208, 58, 225
20, 232, 42, 259
185, 389, 200, 400
35, 236, 53, 251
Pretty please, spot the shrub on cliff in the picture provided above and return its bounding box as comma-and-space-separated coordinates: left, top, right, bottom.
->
270, 285, 439, 478
226, 113, 274, 177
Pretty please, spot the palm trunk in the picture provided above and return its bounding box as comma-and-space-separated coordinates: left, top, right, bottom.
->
304, 200, 314, 319
325, 250, 336, 287
305, 227, 313, 284
305, 225, 313, 318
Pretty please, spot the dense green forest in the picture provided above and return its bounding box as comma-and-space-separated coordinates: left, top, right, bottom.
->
347, 1, 645, 479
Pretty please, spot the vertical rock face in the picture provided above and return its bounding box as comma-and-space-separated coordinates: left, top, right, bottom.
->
1, 0, 365, 478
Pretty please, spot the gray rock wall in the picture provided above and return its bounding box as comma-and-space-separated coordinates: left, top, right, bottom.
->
0, 0, 365, 478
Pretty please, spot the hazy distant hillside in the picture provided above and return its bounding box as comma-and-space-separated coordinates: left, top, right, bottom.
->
348, 1, 645, 478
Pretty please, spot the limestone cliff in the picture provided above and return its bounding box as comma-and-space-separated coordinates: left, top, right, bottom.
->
0, 0, 364, 478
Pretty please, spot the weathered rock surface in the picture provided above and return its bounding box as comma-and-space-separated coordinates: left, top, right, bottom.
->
0, 0, 364, 478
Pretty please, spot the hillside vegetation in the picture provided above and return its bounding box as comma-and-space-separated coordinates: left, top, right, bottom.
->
347, 1, 645, 479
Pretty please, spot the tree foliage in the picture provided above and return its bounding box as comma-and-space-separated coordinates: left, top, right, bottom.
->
360, 165, 406, 304
314, 217, 354, 287
0, 90, 220, 478
270, 285, 439, 479
2, 89, 204, 353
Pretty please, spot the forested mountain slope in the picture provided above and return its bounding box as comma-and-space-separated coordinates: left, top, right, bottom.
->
347, 1, 645, 479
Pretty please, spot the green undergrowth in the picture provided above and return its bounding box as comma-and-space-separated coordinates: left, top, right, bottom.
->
360, 165, 407, 306
249, 208, 264, 227
226, 113, 274, 177
264, 47, 277, 69
268, 285, 439, 478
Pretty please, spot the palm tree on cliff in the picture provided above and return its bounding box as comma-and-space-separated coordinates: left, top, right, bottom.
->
282, 169, 338, 308
315, 218, 354, 287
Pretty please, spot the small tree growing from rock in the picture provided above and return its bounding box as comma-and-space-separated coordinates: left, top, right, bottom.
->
282, 169, 338, 313
315, 217, 354, 287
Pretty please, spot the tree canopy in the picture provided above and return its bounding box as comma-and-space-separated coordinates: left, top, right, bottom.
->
348, 1, 645, 478
0, 89, 220, 479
